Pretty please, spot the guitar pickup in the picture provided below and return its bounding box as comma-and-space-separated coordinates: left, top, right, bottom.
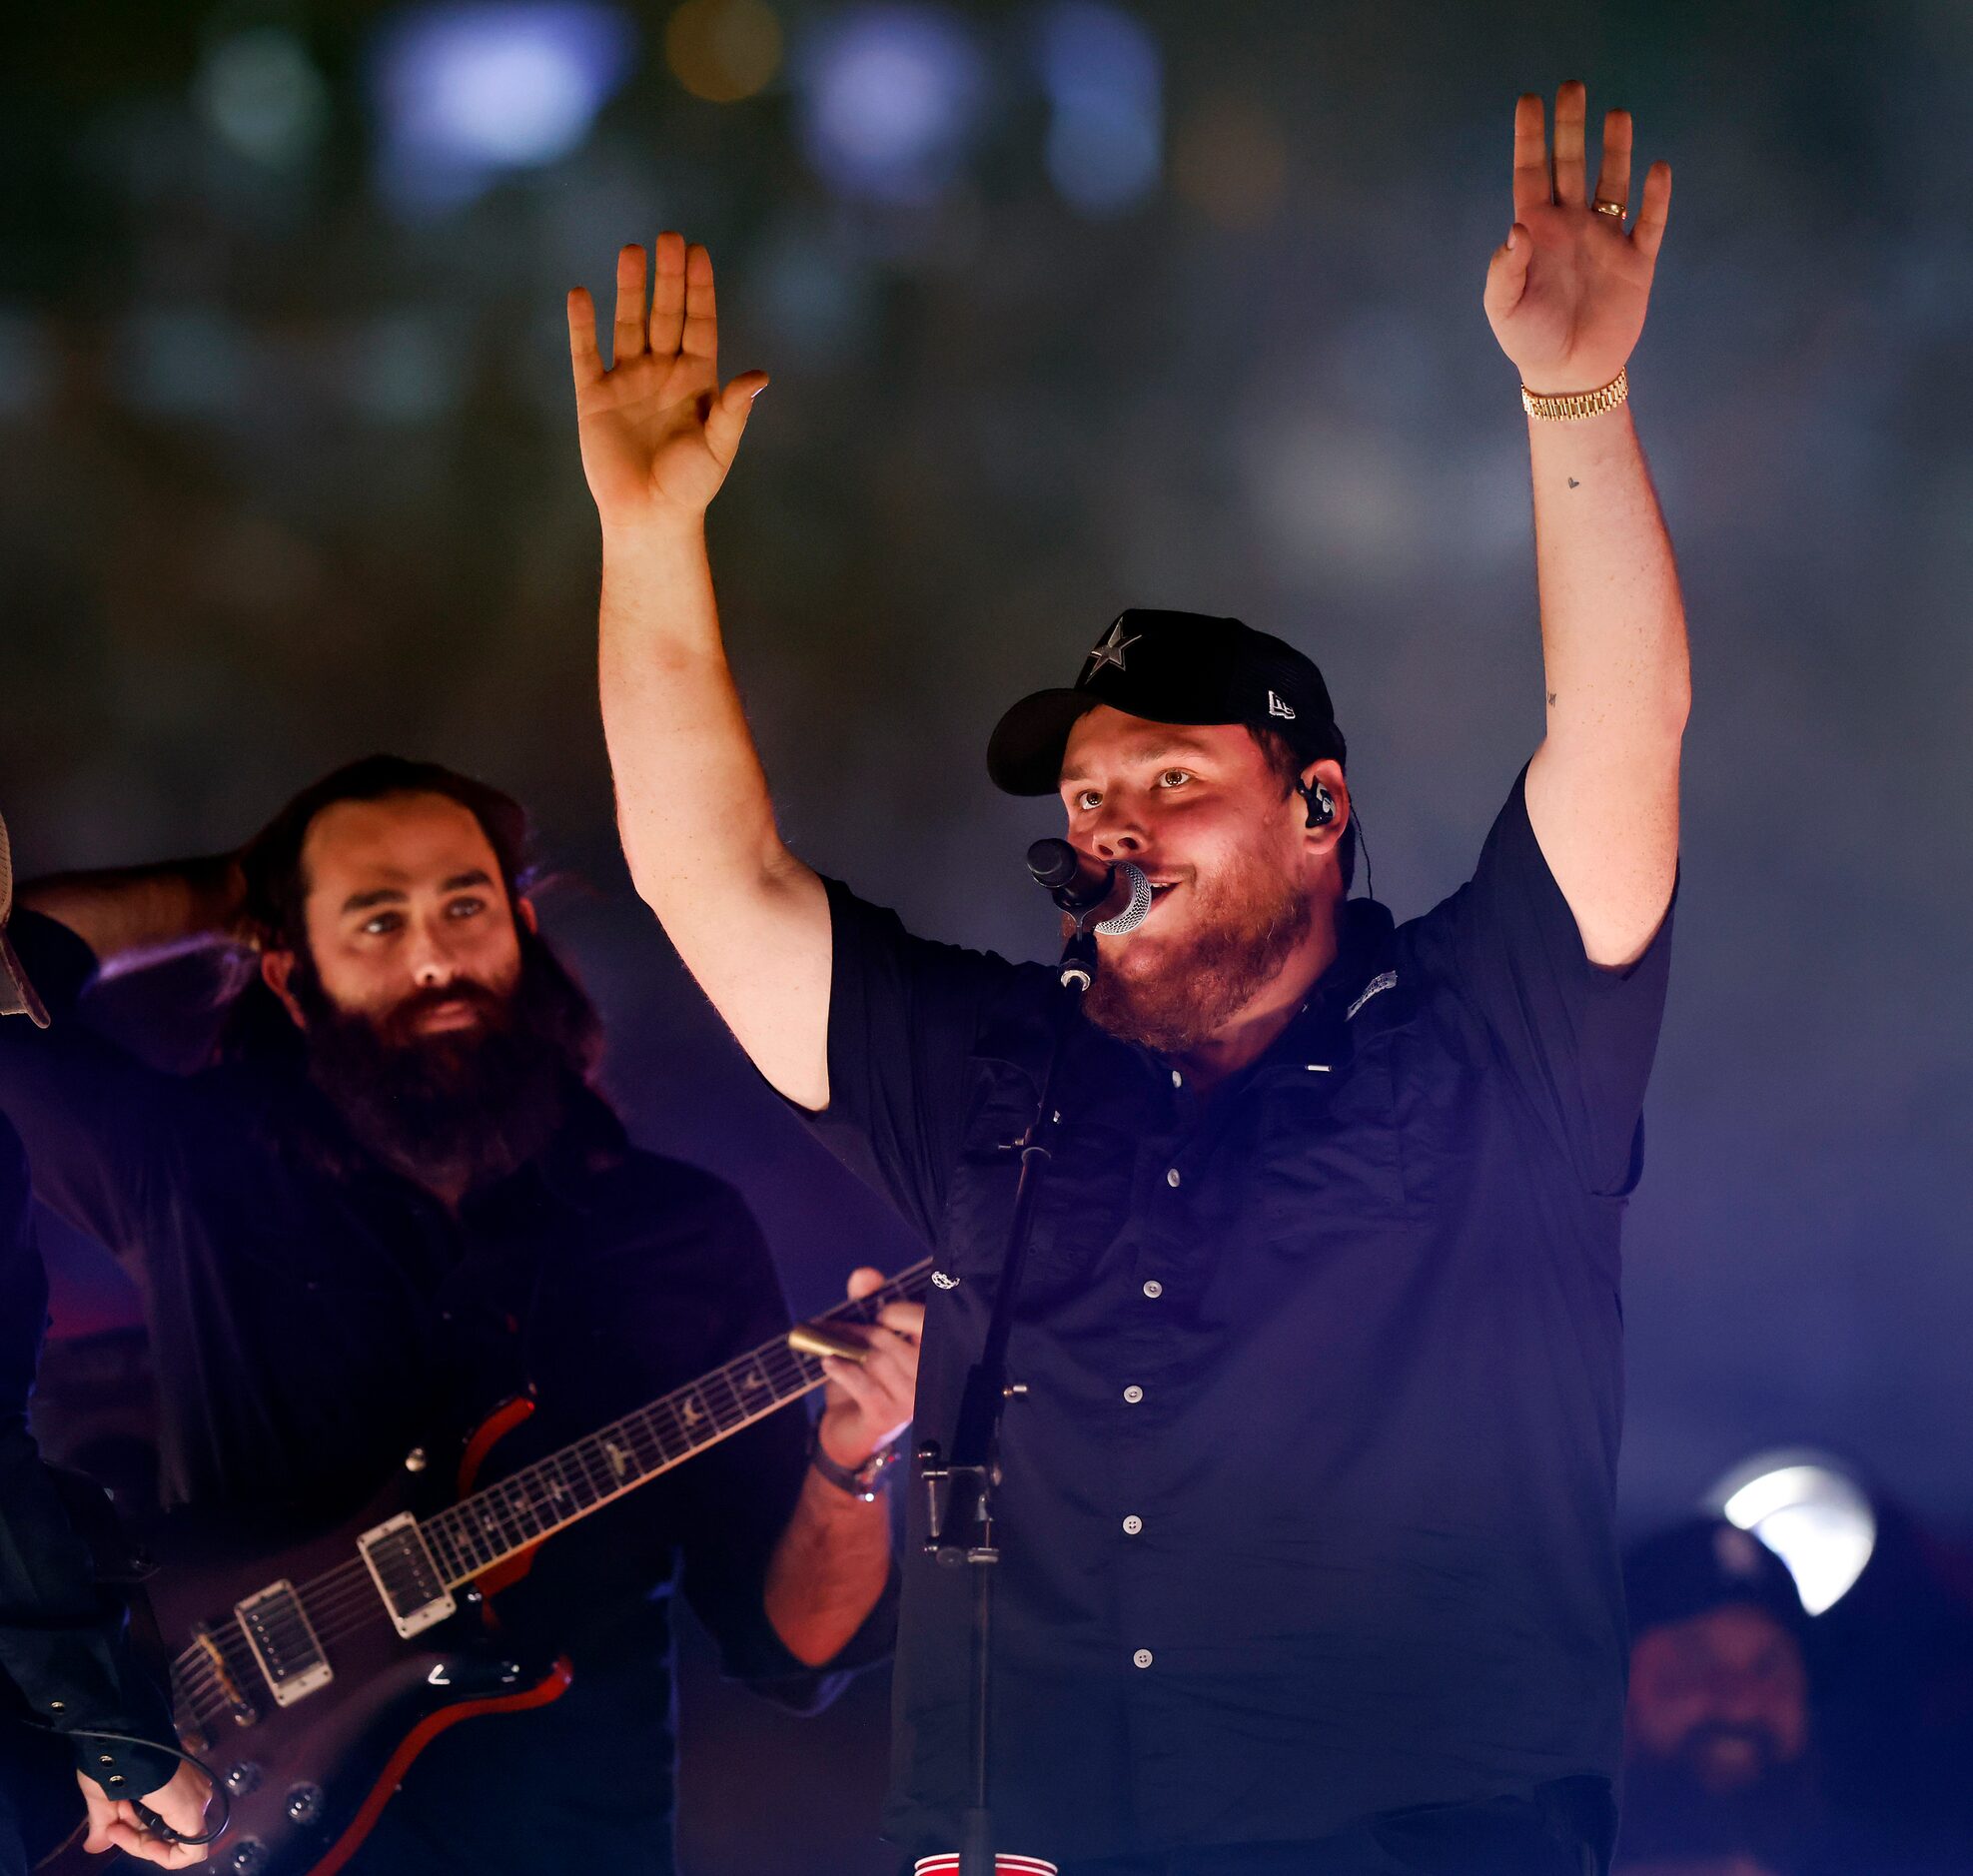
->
234, 1581, 333, 1708
358, 1512, 458, 1638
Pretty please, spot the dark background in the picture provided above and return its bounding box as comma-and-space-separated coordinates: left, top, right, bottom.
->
4, 1, 1970, 1870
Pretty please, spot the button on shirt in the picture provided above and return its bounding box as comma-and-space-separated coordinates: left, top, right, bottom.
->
802, 769, 1674, 1865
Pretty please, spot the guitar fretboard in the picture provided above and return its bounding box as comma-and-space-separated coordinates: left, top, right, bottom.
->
164, 1261, 933, 1730
419, 1259, 933, 1583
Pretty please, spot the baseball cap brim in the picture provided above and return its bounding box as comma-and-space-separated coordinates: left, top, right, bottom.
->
986, 688, 1105, 797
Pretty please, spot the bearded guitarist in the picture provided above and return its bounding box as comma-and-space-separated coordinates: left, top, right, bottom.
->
0, 758, 919, 1875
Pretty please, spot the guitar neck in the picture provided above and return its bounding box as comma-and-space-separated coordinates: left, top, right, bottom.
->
418, 1259, 934, 1585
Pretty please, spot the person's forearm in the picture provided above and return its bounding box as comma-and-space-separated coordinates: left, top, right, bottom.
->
1526, 402, 1690, 758
19, 854, 245, 977
597, 519, 789, 912
1520, 398, 1688, 963
762, 1466, 892, 1667
597, 520, 832, 1103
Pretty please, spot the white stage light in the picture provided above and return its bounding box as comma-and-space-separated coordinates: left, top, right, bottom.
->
1711, 1451, 1876, 1617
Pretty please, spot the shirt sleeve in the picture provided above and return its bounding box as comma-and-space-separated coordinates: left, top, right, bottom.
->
666, 1181, 897, 1714
0, 911, 184, 1263
0, 1117, 180, 1797
798, 876, 1021, 1245
1407, 764, 1676, 1197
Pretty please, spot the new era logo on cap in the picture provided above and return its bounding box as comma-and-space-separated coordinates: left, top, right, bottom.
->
986, 608, 1346, 796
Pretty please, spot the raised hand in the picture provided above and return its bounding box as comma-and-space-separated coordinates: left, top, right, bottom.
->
567, 233, 767, 532
1483, 82, 1671, 396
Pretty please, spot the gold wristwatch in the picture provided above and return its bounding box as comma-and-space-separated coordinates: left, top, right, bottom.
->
1521, 366, 1628, 421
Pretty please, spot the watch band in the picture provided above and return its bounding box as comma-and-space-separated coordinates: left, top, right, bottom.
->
809, 1424, 905, 1501
1520, 365, 1628, 422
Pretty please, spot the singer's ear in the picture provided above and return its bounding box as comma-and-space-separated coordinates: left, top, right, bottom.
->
1297, 759, 1349, 855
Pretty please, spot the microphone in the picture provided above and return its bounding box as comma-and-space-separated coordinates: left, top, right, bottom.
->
1026, 840, 1154, 935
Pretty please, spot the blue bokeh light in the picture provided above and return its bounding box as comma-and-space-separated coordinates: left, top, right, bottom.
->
1035, 1, 1160, 216
795, 5, 988, 206
371, 3, 637, 213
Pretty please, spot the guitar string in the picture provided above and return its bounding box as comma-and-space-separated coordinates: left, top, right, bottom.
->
165, 1345, 836, 1725
167, 1348, 838, 1726
171, 1344, 841, 1724
174, 1313, 887, 1691
169, 1262, 934, 1720
172, 1329, 851, 1695
176, 1339, 835, 1687
166, 1268, 932, 1725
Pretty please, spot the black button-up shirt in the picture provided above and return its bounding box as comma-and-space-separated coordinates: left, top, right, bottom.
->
0, 913, 893, 1872
804, 769, 1673, 1865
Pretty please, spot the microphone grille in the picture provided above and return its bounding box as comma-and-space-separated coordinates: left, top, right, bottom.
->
1094, 862, 1153, 935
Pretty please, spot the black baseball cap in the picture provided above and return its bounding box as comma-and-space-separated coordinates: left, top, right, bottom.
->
987, 608, 1347, 797
1623, 1518, 1810, 1644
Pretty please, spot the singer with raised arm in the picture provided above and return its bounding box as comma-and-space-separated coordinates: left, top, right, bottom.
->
572, 80, 1686, 1876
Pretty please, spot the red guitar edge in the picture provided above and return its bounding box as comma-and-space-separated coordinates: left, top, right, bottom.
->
308, 1655, 573, 1876
307, 1405, 572, 1876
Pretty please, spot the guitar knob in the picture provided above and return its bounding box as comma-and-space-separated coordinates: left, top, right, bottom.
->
285, 1782, 325, 1825
227, 1840, 268, 1874
223, 1761, 262, 1795
404, 1446, 429, 1472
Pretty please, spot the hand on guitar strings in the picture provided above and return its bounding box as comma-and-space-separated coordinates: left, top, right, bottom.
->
816, 1268, 924, 1470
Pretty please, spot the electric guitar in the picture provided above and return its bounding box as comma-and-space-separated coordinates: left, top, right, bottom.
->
34, 1260, 930, 1876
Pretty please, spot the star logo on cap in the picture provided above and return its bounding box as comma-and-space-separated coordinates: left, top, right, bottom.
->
1084, 620, 1140, 678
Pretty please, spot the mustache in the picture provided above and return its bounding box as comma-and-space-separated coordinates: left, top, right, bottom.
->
372, 978, 507, 1044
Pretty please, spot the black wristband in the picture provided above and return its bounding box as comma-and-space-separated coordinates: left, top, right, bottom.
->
808, 1423, 904, 1501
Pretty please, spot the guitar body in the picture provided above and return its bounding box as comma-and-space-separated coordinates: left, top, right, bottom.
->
37, 1407, 569, 1876
30, 1260, 930, 1875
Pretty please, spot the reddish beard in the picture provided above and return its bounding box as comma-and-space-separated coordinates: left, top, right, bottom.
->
1079, 843, 1313, 1055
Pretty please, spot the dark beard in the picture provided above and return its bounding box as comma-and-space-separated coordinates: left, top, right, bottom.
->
1080, 848, 1313, 1055
291, 935, 599, 1197
1618, 1733, 1825, 1869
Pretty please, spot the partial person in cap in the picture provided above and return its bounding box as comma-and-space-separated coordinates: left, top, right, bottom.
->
572, 79, 1687, 1876
1614, 1517, 1826, 1876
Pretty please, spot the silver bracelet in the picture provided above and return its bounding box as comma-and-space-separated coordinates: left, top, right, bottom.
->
808, 1423, 905, 1501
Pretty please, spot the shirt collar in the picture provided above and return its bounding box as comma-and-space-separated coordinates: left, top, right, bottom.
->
1108, 894, 1397, 1088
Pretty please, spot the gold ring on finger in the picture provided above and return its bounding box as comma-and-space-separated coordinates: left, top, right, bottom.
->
1591, 197, 1626, 220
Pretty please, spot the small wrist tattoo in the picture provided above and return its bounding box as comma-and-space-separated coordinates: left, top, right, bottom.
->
1566, 476, 1580, 488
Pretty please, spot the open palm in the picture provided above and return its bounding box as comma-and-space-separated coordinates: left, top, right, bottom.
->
1483, 84, 1672, 396
567, 234, 766, 528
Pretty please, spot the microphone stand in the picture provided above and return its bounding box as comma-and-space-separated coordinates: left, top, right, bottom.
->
918, 912, 1101, 1876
